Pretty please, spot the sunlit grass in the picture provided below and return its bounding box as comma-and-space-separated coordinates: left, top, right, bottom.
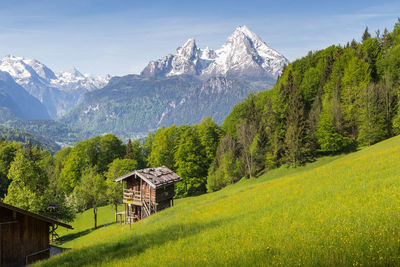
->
55, 204, 124, 248
38, 136, 400, 266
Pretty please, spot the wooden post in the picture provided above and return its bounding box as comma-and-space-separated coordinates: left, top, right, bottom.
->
140, 177, 142, 202
149, 186, 151, 214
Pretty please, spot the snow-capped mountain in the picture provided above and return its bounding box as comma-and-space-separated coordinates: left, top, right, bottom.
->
52, 67, 111, 92
141, 25, 289, 82
0, 71, 50, 122
0, 55, 110, 118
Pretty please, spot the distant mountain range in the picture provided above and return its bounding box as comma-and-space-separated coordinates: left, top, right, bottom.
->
0, 25, 288, 143
0, 55, 110, 118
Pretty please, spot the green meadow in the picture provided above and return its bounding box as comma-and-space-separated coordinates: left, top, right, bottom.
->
37, 135, 400, 266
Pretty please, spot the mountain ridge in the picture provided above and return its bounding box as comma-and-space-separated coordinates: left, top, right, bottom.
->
0, 55, 110, 118
141, 25, 289, 83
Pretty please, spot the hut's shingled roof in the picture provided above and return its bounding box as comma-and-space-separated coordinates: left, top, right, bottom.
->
115, 166, 182, 188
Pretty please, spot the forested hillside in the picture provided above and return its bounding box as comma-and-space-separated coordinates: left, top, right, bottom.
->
0, 126, 60, 153
2, 119, 85, 146
61, 75, 261, 139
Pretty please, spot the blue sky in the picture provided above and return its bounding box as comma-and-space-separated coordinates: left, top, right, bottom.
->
0, 0, 399, 75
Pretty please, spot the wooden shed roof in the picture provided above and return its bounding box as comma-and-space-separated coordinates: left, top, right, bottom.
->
0, 202, 73, 229
115, 166, 182, 188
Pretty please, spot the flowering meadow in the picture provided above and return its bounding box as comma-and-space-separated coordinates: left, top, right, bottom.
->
37, 135, 400, 266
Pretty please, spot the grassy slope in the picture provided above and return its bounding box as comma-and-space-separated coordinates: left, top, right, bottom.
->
38, 136, 400, 266
55, 205, 124, 246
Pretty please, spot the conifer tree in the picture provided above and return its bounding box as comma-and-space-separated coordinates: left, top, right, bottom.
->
125, 139, 133, 159
284, 86, 310, 166
362, 26, 371, 41
358, 84, 387, 146
351, 39, 358, 50
246, 94, 258, 128
131, 140, 146, 169
382, 28, 392, 50
272, 71, 294, 163
332, 72, 345, 134
237, 120, 257, 177
320, 50, 334, 88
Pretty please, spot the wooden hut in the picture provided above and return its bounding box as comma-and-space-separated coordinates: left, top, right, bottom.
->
115, 166, 182, 223
0, 202, 72, 266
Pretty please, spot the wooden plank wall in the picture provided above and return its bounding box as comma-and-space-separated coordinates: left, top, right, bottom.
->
125, 176, 176, 217
126, 176, 140, 190
0, 206, 50, 267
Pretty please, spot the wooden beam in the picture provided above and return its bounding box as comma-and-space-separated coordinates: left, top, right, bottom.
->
149, 186, 151, 213
124, 204, 127, 224
140, 178, 143, 202
0, 221, 18, 225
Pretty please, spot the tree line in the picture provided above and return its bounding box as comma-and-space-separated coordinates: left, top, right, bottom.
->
0, 120, 221, 227
208, 21, 400, 190
1, 20, 400, 226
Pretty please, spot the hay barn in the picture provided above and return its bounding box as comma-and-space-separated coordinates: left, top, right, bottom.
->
0, 202, 72, 266
115, 166, 182, 223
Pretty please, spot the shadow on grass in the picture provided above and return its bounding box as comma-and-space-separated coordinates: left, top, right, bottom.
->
40, 217, 235, 266
58, 222, 118, 243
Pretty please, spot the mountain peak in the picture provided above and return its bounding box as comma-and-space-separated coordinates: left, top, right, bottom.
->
234, 25, 253, 35
67, 66, 84, 77
229, 25, 264, 46
4, 54, 22, 60
141, 26, 289, 81
183, 38, 196, 46
176, 38, 199, 59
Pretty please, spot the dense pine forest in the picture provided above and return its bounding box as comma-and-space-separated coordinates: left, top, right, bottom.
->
1, 20, 400, 225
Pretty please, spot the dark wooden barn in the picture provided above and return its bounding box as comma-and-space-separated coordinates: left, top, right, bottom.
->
115, 166, 182, 223
0, 202, 72, 266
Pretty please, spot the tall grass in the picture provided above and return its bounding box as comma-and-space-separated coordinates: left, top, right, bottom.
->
37, 136, 400, 266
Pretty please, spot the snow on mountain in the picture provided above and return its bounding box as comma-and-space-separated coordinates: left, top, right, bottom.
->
52, 67, 110, 92
141, 38, 203, 77
203, 25, 289, 79
0, 70, 51, 121
0, 55, 110, 118
141, 25, 289, 82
